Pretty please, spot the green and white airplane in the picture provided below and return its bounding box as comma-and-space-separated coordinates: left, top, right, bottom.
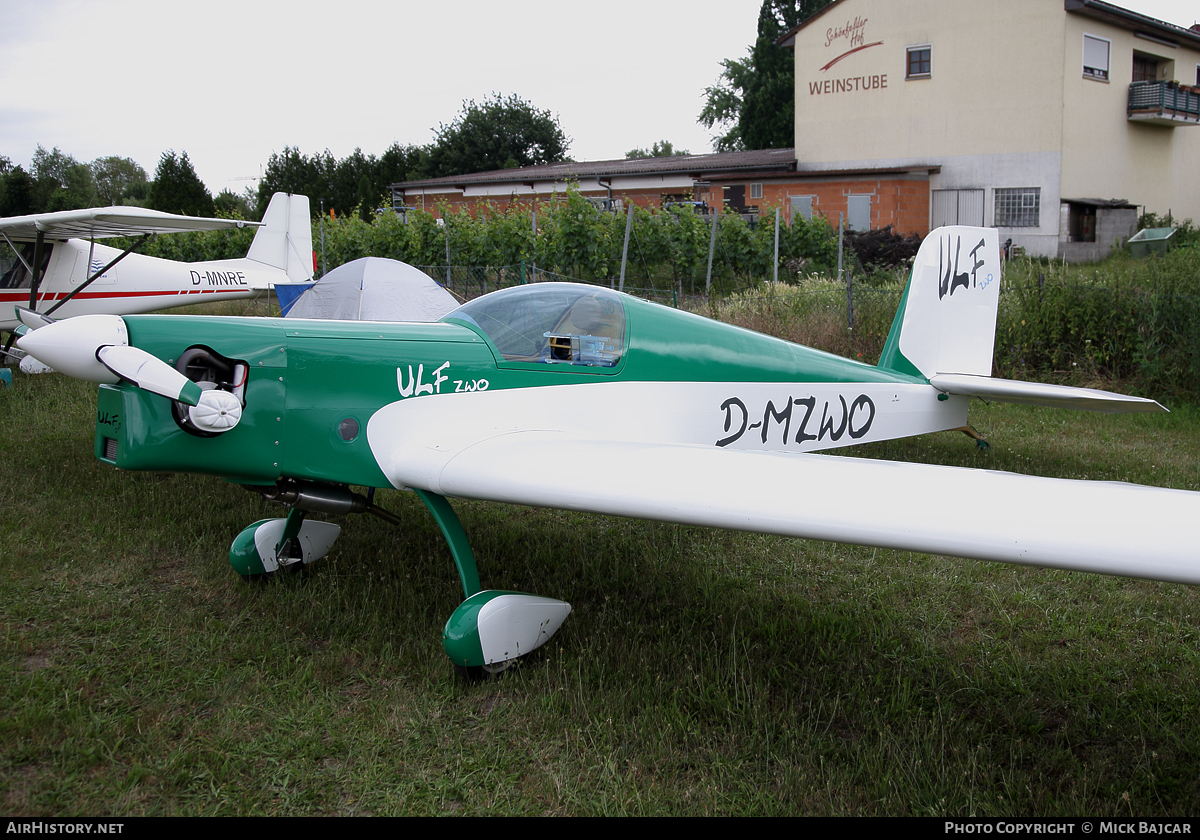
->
14, 226, 1198, 675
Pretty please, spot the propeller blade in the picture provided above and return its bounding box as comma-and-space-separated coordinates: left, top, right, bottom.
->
96, 345, 203, 406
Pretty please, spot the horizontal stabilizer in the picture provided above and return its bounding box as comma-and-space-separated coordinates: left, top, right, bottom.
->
929, 373, 1165, 413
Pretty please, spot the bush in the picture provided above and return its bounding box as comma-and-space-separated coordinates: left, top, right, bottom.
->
994, 247, 1200, 397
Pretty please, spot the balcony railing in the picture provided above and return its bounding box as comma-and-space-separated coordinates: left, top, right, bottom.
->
1128, 80, 1200, 126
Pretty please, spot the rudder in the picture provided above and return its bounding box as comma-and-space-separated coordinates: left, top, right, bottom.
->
877, 226, 1001, 379
246, 193, 314, 284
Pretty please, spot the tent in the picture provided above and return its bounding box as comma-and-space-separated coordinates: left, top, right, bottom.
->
279, 257, 459, 321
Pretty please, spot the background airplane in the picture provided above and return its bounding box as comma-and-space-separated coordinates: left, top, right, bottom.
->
0, 192, 313, 336
14, 226, 1196, 677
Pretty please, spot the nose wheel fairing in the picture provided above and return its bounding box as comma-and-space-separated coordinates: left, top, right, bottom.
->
229, 513, 341, 577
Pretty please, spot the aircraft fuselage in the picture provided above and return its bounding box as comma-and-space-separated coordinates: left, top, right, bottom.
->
0, 239, 280, 331
91, 289, 964, 494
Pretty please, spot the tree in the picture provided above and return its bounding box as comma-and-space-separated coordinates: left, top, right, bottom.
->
0, 165, 37, 216
213, 188, 253, 218
258, 147, 329, 215
258, 142, 422, 220
331, 148, 371, 217
31, 145, 98, 211
423, 93, 570, 178
90, 156, 148, 206
121, 180, 152, 207
357, 173, 374, 222
625, 140, 691, 160
148, 150, 214, 217
46, 163, 99, 212
699, 0, 832, 151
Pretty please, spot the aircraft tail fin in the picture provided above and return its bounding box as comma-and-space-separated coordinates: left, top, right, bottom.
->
877, 226, 1164, 414
246, 193, 314, 285
877, 226, 1001, 380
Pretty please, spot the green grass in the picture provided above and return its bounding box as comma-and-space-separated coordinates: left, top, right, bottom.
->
3, 305, 1200, 815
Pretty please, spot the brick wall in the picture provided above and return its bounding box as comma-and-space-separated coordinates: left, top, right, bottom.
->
399, 187, 669, 217
402, 175, 930, 235
710, 176, 929, 234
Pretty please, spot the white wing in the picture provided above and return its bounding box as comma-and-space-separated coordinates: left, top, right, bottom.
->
368, 388, 1200, 586
0, 206, 260, 242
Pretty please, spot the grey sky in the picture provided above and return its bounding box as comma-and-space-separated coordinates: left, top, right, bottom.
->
1, 0, 1196, 198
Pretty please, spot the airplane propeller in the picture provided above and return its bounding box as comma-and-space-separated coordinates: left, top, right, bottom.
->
14, 313, 242, 433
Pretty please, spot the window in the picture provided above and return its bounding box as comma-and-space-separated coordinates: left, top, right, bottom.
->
1132, 53, 1158, 82
994, 188, 1040, 228
749, 183, 763, 200
448, 284, 626, 367
1083, 34, 1110, 81
906, 45, 931, 79
0, 242, 53, 290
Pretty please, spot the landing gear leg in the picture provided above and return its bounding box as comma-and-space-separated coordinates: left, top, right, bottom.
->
275, 507, 307, 568
414, 489, 480, 600
414, 489, 571, 677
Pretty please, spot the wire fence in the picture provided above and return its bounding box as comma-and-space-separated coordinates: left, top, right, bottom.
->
410, 261, 1200, 396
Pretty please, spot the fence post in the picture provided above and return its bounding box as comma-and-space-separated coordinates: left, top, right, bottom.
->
773, 208, 780, 285
619, 202, 634, 293
705, 212, 719, 297
444, 217, 451, 287
839, 213, 854, 332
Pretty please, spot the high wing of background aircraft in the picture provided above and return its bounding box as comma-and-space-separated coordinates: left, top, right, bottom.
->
14, 226, 1198, 676
0, 192, 313, 335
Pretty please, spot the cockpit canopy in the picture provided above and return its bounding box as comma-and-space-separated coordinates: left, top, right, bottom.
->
445, 283, 626, 367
